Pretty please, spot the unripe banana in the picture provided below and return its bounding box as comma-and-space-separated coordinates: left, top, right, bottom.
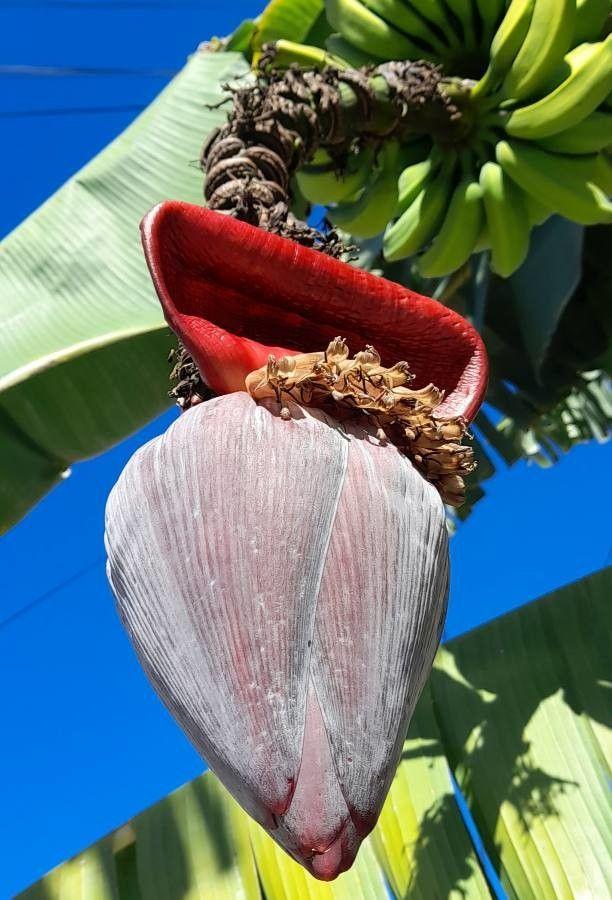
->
383, 162, 455, 261
480, 161, 531, 276
397, 150, 442, 213
536, 110, 612, 153
593, 152, 612, 193
444, 0, 479, 49
328, 142, 403, 238
501, 0, 575, 101
408, 0, 463, 48
296, 147, 374, 204
496, 139, 612, 224
416, 179, 485, 277
473, 0, 506, 45
505, 37, 612, 139
325, 0, 434, 60
523, 190, 553, 225
572, 0, 611, 44
325, 33, 383, 66
472, 0, 536, 97
359, 0, 447, 53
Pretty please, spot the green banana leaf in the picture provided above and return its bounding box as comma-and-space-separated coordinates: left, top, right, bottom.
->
432, 566, 612, 899
18, 567, 610, 899
508, 217, 584, 376
0, 49, 250, 534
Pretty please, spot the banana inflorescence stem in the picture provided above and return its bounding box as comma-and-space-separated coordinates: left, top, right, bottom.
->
171, 50, 467, 409
201, 50, 466, 243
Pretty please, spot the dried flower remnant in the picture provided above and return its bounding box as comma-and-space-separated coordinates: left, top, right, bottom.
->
246, 338, 475, 506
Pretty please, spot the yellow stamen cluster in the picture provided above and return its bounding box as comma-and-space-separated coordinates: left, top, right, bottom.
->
245, 338, 475, 507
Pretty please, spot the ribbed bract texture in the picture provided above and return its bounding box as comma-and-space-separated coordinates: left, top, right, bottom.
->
105, 393, 449, 880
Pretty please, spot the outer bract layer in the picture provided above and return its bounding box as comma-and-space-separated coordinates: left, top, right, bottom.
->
141, 201, 488, 422
105, 393, 449, 880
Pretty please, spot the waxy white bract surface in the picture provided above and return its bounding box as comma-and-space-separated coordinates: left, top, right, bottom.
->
105, 393, 449, 879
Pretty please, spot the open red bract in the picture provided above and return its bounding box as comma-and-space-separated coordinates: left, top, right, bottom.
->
141, 201, 488, 422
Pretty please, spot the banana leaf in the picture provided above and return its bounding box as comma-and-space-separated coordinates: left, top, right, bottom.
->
251, 0, 327, 57
431, 566, 612, 899
18, 567, 610, 898
0, 49, 250, 534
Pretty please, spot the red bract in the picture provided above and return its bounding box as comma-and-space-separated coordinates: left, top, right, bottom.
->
141, 201, 488, 422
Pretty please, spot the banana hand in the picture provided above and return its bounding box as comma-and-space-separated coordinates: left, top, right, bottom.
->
501, 0, 575, 101
573, 0, 611, 44
397, 150, 442, 214
536, 109, 612, 153
296, 147, 374, 205
383, 166, 455, 261
328, 142, 405, 238
480, 160, 531, 276
496, 139, 612, 224
359, 0, 447, 54
473, 0, 506, 47
417, 178, 485, 276
325, 0, 434, 60
472, 0, 536, 97
505, 36, 612, 139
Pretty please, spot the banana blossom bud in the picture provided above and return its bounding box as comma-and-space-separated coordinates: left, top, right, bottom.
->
105, 202, 487, 880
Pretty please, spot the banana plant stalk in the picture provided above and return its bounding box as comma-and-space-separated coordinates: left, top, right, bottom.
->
105, 202, 487, 880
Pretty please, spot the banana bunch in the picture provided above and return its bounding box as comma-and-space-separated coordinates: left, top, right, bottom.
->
378, 0, 611, 277
324, 0, 508, 71
281, 0, 612, 278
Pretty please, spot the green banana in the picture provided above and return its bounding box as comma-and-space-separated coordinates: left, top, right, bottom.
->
496, 139, 612, 224
480, 160, 531, 276
522, 189, 553, 225
593, 152, 612, 193
325, 33, 383, 65
359, 0, 447, 53
406, 0, 463, 48
536, 109, 612, 153
501, 0, 575, 101
325, 0, 434, 59
443, 0, 479, 48
416, 178, 485, 276
296, 147, 374, 204
328, 143, 403, 237
505, 36, 612, 139
473, 0, 506, 45
472, 0, 536, 97
397, 150, 443, 213
383, 163, 455, 261
572, 0, 611, 44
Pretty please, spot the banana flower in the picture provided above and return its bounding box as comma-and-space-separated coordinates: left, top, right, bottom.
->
105, 202, 487, 880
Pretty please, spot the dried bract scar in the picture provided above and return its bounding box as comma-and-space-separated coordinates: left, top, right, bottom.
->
105, 202, 488, 880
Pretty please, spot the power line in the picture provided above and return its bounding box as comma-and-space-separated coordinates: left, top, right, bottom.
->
0, 2, 208, 8
1, 103, 146, 117
0, 64, 177, 77
0, 556, 106, 631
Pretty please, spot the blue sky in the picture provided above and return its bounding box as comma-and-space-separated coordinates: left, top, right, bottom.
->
0, 3, 610, 896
